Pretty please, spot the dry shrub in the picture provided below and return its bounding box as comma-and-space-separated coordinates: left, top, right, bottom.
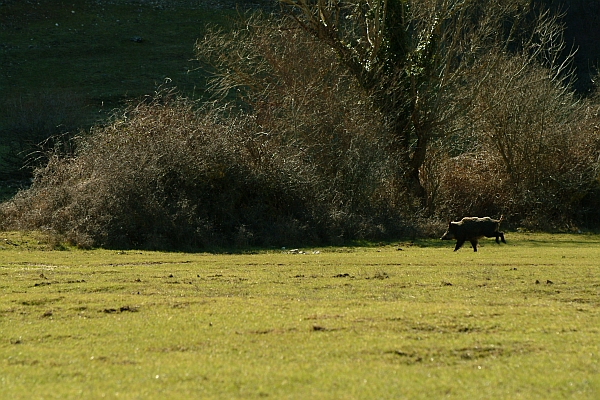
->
2, 13, 408, 249
429, 50, 600, 228
197, 14, 408, 240
473, 56, 600, 227
1, 93, 329, 248
428, 150, 509, 221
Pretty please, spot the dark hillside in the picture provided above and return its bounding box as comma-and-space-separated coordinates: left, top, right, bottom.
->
0, 0, 273, 191
0, 0, 241, 118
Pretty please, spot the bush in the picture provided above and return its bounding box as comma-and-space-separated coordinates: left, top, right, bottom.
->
0, 83, 409, 249
2, 14, 413, 249
430, 51, 600, 228
1, 95, 306, 248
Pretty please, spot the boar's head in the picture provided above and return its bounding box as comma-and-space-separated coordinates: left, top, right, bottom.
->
441, 221, 458, 240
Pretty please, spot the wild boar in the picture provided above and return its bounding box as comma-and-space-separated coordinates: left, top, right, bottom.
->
441, 216, 506, 252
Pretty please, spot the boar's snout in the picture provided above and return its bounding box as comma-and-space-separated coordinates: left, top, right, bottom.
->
441, 231, 455, 240
441, 222, 456, 240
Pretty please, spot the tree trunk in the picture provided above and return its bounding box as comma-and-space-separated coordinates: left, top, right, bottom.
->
387, 110, 428, 204
407, 128, 428, 202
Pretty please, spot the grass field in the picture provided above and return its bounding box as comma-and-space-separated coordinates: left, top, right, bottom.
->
0, 231, 598, 399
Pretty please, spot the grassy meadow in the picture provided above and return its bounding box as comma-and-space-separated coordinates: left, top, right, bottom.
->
0, 232, 598, 399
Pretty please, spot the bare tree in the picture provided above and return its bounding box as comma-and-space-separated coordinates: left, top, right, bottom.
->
195, 15, 405, 237
278, 0, 564, 204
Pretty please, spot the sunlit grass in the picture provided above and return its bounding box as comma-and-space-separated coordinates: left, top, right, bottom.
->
1, 232, 599, 398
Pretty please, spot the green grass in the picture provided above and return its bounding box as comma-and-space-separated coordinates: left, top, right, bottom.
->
1, 232, 599, 398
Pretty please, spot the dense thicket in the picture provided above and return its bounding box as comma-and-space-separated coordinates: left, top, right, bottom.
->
0, 31, 407, 248
1, 1, 599, 249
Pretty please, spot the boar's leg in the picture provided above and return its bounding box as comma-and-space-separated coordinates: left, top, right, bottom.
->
454, 237, 466, 251
490, 231, 506, 244
484, 231, 506, 244
470, 239, 479, 252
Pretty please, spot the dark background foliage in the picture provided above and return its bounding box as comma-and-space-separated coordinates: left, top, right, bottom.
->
1, 1, 599, 248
